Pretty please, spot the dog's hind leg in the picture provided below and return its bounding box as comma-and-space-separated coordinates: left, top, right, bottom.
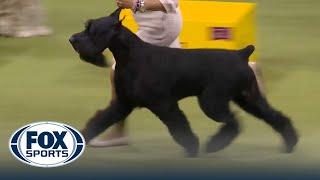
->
198, 88, 240, 153
233, 80, 298, 153
81, 100, 133, 143
149, 102, 199, 157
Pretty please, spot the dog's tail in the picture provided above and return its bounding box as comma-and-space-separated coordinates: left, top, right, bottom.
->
237, 45, 255, 61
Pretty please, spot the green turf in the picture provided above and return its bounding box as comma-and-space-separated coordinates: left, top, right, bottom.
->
1, 0, 320, 172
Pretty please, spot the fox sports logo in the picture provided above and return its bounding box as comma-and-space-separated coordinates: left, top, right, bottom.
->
9, 121, 85, 168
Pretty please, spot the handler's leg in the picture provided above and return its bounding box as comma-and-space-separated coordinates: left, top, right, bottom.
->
249, 62, 265, 94
89, 66, 129, 147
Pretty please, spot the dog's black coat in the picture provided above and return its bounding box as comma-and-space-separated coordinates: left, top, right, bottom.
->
70, 9, 298, 156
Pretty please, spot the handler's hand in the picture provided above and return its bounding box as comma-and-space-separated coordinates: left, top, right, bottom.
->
116, 0, 135, 9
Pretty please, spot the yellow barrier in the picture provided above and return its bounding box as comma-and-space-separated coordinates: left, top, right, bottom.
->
120, 1, 257, 61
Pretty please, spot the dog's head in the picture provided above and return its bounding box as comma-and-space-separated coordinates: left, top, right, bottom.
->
69, 8, 123, 67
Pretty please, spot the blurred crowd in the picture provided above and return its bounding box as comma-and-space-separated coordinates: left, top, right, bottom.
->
0, 0, 52, 37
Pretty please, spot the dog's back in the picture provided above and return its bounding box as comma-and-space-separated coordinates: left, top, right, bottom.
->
125, 43, 255, 101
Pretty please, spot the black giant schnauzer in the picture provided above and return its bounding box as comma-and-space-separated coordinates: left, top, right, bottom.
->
70, 9, 298, 157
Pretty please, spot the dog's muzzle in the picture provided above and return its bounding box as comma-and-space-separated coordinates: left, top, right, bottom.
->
69, 36, 79, 52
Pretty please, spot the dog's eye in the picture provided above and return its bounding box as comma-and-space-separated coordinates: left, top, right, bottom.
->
85, 21, 96, 35
84, 20, 93, 31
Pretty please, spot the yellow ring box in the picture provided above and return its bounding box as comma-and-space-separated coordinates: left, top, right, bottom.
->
120, 1, 257, 62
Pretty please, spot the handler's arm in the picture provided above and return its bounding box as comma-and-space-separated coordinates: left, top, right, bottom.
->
145, 0, 179, 13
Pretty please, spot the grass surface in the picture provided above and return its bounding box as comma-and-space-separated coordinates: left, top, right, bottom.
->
1, 0, 320, 173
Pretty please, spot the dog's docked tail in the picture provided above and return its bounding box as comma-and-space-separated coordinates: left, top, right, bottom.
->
237, 45, 255, 61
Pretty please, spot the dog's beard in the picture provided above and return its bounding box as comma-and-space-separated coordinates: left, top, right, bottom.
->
79, 54, 108, 68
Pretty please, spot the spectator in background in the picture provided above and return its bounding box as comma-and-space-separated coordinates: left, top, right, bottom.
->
0, 0, 52, 37
89, 0, 182, 147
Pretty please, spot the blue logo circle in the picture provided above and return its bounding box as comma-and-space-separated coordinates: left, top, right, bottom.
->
9, 121, 85, 168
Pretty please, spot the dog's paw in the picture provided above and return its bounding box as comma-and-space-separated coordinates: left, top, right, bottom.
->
205, 141, 229, 153
281, 125, 299, 153
184, 137, 199, 157
205, 127, 240, 153
185, 148, 199, 158
80, 129, 90, 144
185, 151, 199, 158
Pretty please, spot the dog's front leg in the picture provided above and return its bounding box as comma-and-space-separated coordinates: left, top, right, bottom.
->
81, 100, 133, 143
149, 102, 199, 157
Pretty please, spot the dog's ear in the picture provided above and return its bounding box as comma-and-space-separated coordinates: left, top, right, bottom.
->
85, 19, 93, 29
110, 8, 122, 20
114, 15, 125, 29
79, 54, 109, 68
